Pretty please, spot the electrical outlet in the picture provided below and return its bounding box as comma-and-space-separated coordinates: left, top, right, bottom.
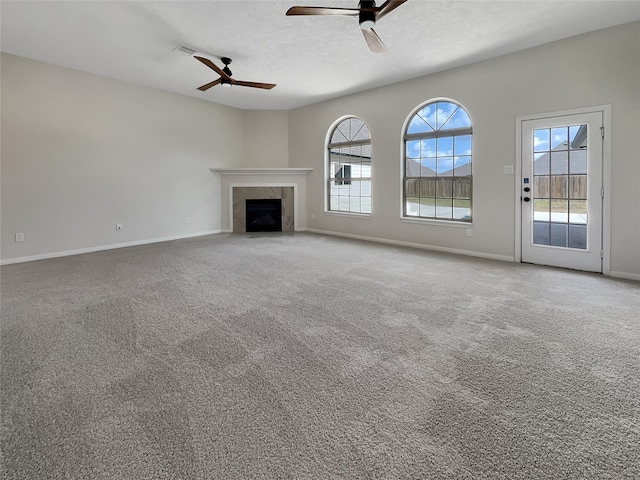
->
15, 232, 25, 242
465, 229, 473, 237
185, 216, 191, 224
116, 223, 123, 231
311, 213, 315, 220
503, 165, 514, 175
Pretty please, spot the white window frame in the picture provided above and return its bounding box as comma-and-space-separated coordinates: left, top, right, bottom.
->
401, 98, 473, 225
325, 116, 372, 216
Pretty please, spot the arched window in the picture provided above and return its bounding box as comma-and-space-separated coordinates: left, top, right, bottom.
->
403, 100, 472, 222
327, 117, 371, 214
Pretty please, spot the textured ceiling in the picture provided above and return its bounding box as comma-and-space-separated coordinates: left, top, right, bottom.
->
1, 1, 639, 110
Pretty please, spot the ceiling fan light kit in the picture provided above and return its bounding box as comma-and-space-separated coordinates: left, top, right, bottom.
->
359, 2, 377, 30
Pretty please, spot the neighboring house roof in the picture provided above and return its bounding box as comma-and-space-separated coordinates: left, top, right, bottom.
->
406, 159, 436, 176
442, 164, 472, 176
406, 159, 471, 177
533, 142, 587, 174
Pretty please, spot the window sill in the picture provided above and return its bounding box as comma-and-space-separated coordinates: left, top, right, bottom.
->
401, 216, 472, 228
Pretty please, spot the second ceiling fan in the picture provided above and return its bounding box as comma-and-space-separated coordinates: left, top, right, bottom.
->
286, 0, 407, 53
194, 56, 276, 91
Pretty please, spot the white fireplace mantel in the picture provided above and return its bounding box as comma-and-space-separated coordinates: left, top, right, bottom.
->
210, 168, 313, 176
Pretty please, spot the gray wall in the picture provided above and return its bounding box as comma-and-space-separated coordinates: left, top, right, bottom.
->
288, 22, 640, 279
2, 22, 639, 279
0, 53, 289, 262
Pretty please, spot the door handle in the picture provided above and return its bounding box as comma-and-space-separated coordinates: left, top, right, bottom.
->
523, 197, 530, 202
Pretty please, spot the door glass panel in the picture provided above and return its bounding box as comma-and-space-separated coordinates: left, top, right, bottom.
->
569, 175, 587, 199
534, 176, 550, 198
532, 124, 589, 249
551, 127, 568, 149
551, 176, 568, 198
534, 152, 549, 174
551, 151, 568, 174
534, 199, 550, 222
569, 224, 587, 249
569, 150, 587, 174
534, 222, 550, 245
570, 200, 588, 224
550, 200, 569, 223
550, 223, 568, 247
570, 125, 587, 149
534, 129, 550, 151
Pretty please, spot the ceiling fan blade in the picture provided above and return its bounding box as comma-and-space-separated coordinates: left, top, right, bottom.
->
375, 0, 408, 21
361, 28, 386, 53
197, 78, 222, 91
233, 80, 277, 90
194, 55, 231, 80
286, 6, 359, 16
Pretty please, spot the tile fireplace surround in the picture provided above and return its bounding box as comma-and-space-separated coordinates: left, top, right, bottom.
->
210, 168, 313, 234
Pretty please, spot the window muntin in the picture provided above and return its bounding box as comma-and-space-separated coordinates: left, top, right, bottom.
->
328, 117, 371, 214
404, 101, 472, 222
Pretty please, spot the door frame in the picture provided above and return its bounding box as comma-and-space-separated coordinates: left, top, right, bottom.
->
515, 105, 612, 274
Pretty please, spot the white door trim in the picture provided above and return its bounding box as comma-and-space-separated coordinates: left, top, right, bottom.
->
515, 105, 611, 274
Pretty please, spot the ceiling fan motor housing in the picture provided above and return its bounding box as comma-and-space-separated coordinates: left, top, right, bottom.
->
359, 0, 376, 29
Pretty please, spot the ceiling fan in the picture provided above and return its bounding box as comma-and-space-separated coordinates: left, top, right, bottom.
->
194, 56, 276, 91
286, 0, 408, 53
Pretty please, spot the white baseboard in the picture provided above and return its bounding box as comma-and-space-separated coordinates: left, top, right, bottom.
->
5, 229, 638, 281
306, 228, 516, 263
0, 230, 221, 265
220, 228, 307, 233
609, 271, 640, 282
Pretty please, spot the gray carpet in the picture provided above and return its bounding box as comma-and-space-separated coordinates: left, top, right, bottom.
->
1, 232, 639, 479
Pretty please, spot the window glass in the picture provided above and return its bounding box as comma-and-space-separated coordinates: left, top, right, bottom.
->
403, 100, 472, 222
328, 117, 371, 214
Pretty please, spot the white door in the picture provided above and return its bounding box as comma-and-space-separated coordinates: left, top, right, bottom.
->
521, 112, 603, 272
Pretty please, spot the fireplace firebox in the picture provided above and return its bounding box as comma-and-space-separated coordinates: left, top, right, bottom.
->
245, 199, 282, 232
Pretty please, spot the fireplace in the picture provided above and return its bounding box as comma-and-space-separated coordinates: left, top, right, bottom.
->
246, 199, 282, 232
229, 186, 295, 234
210, 167, 313, 234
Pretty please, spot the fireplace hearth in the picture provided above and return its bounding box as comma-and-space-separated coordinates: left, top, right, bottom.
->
246, 199, 282, 232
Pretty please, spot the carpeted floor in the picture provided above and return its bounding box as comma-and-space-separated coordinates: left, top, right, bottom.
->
1, 232, 639, 479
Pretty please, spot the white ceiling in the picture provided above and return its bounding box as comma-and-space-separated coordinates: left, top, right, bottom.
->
2, 1, 639, 110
